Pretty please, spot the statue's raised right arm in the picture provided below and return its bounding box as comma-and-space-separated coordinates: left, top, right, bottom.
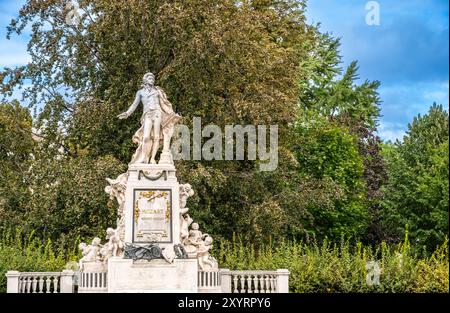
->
118, 90, 141, 119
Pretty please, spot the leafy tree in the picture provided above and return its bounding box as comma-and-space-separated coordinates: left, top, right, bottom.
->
0, 101, 34, 231
1, 0, 317, 244
382, 104, 449, 249
289, 115, 368, 239
298, 31, 387, 242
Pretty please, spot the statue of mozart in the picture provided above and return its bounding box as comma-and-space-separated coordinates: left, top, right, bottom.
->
118, 72, 181, 164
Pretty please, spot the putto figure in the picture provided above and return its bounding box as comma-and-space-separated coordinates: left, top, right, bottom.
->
118, 72, 181, 164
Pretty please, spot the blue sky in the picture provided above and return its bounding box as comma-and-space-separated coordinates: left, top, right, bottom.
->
1, 0, 449, 141
306, 0, 449, 141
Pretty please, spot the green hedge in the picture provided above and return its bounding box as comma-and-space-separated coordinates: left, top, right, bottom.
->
216, 234, 449, 293
0, 230, 79, 293
1, 230, 448, 293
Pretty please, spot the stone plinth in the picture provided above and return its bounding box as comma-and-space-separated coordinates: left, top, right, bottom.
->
107, 257, 198, 293
124, 164, 181, 251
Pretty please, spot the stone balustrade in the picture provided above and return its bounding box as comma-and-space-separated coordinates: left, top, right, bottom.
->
5, 270, 76, 293
220, 269, 290, 293
198, 270, 221, 293
78, 262, 108, 293
6, 268, 289, 293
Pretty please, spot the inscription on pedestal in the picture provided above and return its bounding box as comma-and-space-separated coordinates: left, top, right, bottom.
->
133, 189, 172, 243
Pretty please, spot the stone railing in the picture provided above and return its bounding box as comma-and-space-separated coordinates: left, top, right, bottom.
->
198, 270, 221, 293
6, 268, 289, 293
5, 270, 76, 293
78, 262, 108, 293
220, 269, 290, 293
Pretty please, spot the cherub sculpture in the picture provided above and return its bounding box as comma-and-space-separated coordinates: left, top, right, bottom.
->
179, 184, 195, 242
78, 237, 103, 270
105, 227, 124, 258
180, 213, 193, 241
105, 173, 128, 242
196, 235, 218, 271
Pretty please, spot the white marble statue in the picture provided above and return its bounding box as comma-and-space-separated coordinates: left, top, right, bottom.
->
105, 227, 124, 258
117, 72, 181, 164
179, 184, 194, 210
182, 223, 218, 271
180, 214, 194, 242
179, 184, 195, 241
183, 223, 203, 250
78, 237, 103, 270
196, 235, 218, 271
105, 173, 128, 244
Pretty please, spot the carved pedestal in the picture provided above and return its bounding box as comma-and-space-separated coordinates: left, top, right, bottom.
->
107, 257, 198, 293
106, 164, 198, 292
124, 164, 181, 250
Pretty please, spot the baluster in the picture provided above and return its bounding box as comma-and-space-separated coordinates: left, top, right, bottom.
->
272, 275, 278, 293
233, 275, 239, 293
253, 275, 259, 293
38, 276, 44, 293
240, 274, 246, 293
52, 276, 59, 293
31, 276, 37, 293
265, 276, 270, 293
19, 277, 24, 293
259, 275, 265, 293
26, 276, 31, 293
270, 275, 276, 293
45, 276, 51, 293
247, 274, 253, 293
18, 277, 22, 293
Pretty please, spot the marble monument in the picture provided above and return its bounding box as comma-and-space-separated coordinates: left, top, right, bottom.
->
78, 73, 218, 293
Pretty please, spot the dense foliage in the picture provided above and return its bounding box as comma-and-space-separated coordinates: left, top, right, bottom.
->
381, 104, 449, 250
0, 229, 447, 293
217, 234, 449, 293
0, 229, 79, 293
0, 0, 448, 279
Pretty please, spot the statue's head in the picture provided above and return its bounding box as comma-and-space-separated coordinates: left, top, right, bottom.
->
92, 237, 101, 246
181, 183, 194, 197
142, 72, 155, 87
204, 236, 213, 245
106, 227, 115, 236
191, 223, 199, 230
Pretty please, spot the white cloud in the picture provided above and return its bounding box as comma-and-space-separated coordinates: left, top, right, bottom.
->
377, 121, 406, 142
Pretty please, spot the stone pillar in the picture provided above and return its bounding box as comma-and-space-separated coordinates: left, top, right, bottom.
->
220, 269, 232, 293
275, 269, 290, 293
5, 271, 20, 293
60, 270, 75, 293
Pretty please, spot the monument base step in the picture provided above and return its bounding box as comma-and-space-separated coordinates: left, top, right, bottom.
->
107, 257, 198, 293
